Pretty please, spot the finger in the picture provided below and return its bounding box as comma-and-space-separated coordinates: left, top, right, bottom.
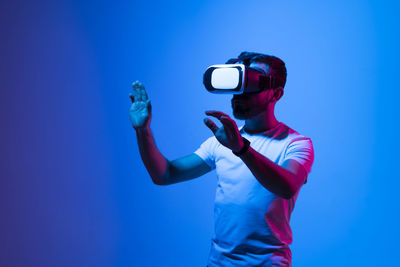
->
136, 82, 145, 102
146, 99, 152, 113
139, 82, 148, 101
129, 93, 135, 103
206, 111, 236, 129
221, 115, 239, 130
140, 86, 148, 101
134, 88, 142, 102
220, 116, 236, 134
132, 82, 142, 101
205, 111, 237, 126
203, 118, 219, 134
134, 81, 148, 102
132, 80, 142, 89
205, 110, 230, 120
220, 117, 239, 140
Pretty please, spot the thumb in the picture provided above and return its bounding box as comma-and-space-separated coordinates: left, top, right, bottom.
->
204, 118, 219, 134
129, 93, 134, 103
146, 99, 152, 114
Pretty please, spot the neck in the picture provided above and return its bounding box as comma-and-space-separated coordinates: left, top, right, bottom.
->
244, 106, 279, 134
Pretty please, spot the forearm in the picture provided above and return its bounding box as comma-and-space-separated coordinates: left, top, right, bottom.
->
135, 126, 170, 185
238, 146, 296, 199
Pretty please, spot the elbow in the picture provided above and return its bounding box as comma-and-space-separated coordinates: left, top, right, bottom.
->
277, 181, 296, 199
281, 191, 294, 200
151, 165, 171, 186
152, 177, 167, 186
151, 174, 170, 186
281, 184, 300, 199
149, 174, 164, 185
282, 193, 294, 199
153, 179, 165, 186
279, 173, 302, 199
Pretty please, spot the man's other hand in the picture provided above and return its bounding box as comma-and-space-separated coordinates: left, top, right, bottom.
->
204, 110, 244, 153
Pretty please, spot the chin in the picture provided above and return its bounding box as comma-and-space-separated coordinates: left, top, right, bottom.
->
233, 106, 265, 120
233, 111, 250, 120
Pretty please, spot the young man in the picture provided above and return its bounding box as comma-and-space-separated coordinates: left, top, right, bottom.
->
129, 52, 314, 267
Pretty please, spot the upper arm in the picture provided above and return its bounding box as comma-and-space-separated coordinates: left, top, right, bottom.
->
281, 159, 308, 195
164, 153, 212, 185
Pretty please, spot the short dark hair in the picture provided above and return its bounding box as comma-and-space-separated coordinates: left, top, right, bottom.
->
226, 51, 287, 89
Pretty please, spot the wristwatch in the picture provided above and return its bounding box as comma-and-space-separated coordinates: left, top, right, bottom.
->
232, 137, 251, 156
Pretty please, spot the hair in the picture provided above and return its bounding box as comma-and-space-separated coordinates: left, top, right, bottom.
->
225, 51, 287, 89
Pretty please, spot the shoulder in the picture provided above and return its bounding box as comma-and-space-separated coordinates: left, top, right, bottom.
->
198, 135, 221, 151
281, 122, 313, 143
277, 123, 314, 157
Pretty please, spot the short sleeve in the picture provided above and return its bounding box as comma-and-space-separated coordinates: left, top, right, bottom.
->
194, 136, 219, 170
284, 137, 314, 183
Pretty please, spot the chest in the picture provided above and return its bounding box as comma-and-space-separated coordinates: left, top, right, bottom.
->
213, 138, 288, 204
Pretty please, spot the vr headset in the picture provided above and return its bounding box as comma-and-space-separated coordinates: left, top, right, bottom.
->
203, 64, 274, 94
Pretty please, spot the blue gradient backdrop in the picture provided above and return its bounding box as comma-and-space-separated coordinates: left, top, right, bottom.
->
1, 0, 399, 266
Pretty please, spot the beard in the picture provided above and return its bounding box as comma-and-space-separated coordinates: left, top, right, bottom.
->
232, 105, 250, 119
232, 103, 266, 120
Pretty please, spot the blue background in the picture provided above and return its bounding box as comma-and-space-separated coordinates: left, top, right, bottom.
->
1, 0, 399, 266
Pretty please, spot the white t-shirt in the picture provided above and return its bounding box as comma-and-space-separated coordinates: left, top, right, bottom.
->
194, 122, 314, 267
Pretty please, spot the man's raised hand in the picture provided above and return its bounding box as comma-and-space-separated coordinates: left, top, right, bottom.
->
129, 81, 152, 130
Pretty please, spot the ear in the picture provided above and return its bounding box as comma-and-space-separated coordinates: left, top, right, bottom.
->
272, 87, 284, 102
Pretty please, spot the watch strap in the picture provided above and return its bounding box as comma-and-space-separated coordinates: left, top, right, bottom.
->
232, 137, 250, 156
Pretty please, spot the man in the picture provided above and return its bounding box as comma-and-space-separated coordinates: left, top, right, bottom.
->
129, 52, 314, 267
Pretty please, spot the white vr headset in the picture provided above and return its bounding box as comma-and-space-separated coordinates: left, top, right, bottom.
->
203, 64, 274, 94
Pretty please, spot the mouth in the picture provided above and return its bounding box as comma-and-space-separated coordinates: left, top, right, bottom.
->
232, 97, 246, 103
232, 99, 248, 107
232, 101, 249, 113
